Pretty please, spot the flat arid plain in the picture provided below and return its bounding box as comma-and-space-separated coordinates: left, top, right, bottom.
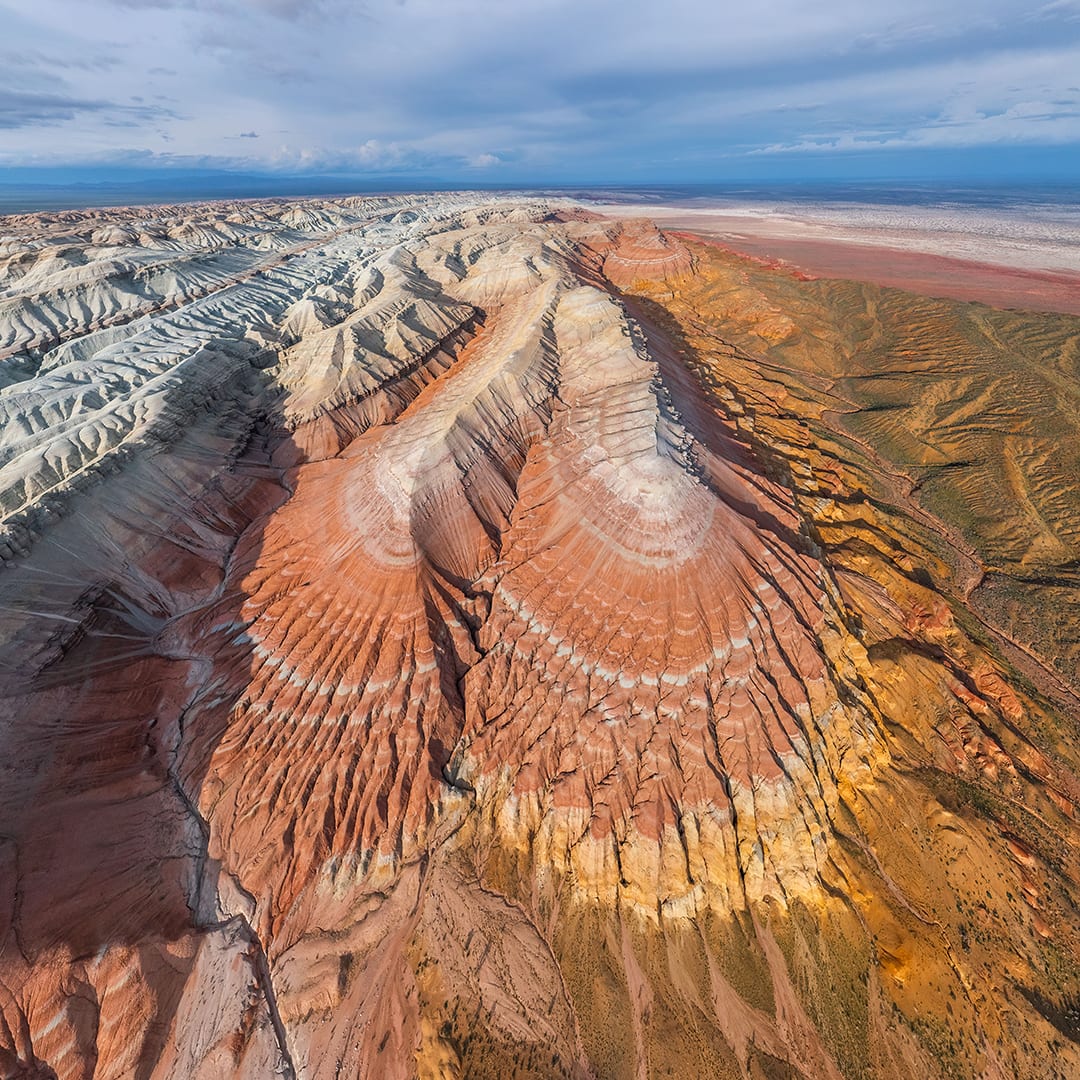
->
1, 193, 1078, 1079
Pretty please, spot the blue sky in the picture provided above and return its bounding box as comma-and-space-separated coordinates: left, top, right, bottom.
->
2, 0, 1080, 184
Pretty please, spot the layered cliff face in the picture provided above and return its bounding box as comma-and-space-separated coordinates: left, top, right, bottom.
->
0, 195, 1078, 1080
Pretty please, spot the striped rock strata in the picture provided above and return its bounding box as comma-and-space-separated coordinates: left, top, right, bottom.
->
0, 195, 1077, 1080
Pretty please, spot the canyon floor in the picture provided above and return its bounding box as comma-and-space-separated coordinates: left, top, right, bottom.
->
0, 193, 1078, 1079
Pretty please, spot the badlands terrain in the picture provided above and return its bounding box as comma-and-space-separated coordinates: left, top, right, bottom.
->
0, 192, 1078, 1079
596, 198, 1080, 316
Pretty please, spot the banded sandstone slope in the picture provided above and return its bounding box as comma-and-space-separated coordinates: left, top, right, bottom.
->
0, 195, 1078, 1079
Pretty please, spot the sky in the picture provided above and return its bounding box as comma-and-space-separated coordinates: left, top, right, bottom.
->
2, 0, 1080, 186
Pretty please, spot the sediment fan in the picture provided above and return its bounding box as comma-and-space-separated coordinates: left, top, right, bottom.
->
0, 194, 1078, 1080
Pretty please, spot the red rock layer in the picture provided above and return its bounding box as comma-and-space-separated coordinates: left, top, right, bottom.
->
601, 222, 695, 287
673, 226, 1080, 315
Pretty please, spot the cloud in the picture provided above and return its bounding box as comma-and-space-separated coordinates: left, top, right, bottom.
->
0, 48, 119, 73
1034, 0, 1080, 20
109, 0, 347, 18
752, 106, 1080, 155
744, 45, 1080, 156
2, 0, 1080, 180
351, 139, 407, 168
0, 87, 175, 130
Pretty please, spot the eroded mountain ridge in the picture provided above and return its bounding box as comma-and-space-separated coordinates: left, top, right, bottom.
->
0, 194, 1078, 1080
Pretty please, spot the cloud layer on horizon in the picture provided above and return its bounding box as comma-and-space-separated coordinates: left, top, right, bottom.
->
1, 0, 1079, 180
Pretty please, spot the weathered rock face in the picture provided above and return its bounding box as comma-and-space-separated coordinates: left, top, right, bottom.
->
0, 195, 1078, 1080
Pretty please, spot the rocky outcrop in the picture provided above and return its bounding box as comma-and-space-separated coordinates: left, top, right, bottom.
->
0, 195, 1078, 1079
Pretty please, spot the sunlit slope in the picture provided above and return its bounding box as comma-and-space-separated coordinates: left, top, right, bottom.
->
630, 239, 1080, 689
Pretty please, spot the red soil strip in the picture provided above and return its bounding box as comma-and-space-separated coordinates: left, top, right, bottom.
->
666, 229, 1080, 317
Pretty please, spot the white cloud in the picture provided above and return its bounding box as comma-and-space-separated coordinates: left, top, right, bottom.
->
0, 0, 1078, 176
